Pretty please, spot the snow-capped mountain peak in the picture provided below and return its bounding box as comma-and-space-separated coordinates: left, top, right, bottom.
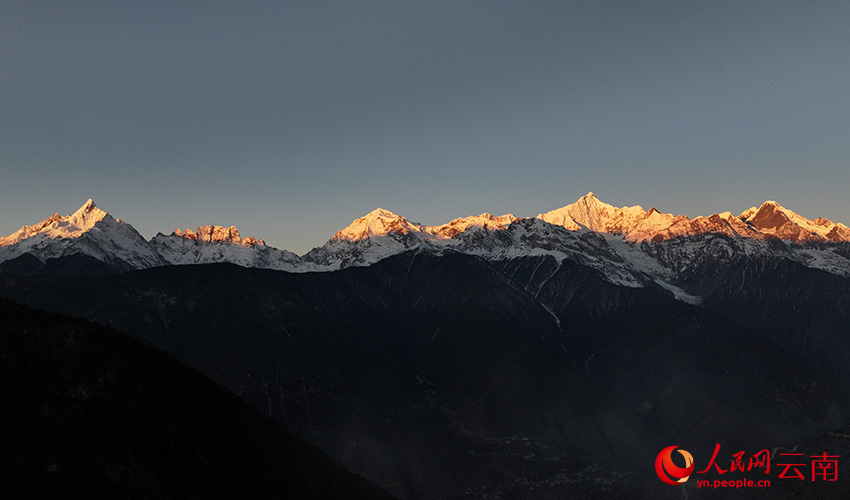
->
332, 208, 424, 242
537, 193, 678, 240
0, 199, 109, 246
303, 207, 520, 270
0, 198, 166, 271
565, 191, 643, 231
741, 200, 850, 241
744, 201, 788, 229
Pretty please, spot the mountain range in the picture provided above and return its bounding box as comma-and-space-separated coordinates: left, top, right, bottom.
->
2, 194, 850, 498
2, 193, 849, 292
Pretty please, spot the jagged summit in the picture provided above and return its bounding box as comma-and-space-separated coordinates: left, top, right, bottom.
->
172, 225, 265, 247
152, 224, 297, 270
68, 198, 108, 229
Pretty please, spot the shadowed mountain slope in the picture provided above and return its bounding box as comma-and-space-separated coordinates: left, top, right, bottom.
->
0, 298, 394, 500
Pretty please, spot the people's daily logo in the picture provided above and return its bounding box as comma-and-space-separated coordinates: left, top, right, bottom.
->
655, 446, 694, 485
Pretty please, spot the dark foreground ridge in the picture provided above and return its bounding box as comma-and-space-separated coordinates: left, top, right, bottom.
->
0, 297, 395, 500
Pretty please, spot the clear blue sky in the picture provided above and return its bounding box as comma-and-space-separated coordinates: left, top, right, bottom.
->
2, 1, 848, 255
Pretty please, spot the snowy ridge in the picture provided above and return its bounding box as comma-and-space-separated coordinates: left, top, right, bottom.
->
302, 209, 518, 269
537, 192, 850, 244
328, 208, 517, 244
152, 225, 300, 271
1, 197, 848, 300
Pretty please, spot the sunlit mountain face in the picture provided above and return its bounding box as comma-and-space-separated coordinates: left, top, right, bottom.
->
2, 195, 849, 499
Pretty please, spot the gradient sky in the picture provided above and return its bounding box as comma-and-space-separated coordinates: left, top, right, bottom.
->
2, 1, 848, 255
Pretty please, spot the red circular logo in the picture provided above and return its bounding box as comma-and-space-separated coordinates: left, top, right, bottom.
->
655, 446, 694, 485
